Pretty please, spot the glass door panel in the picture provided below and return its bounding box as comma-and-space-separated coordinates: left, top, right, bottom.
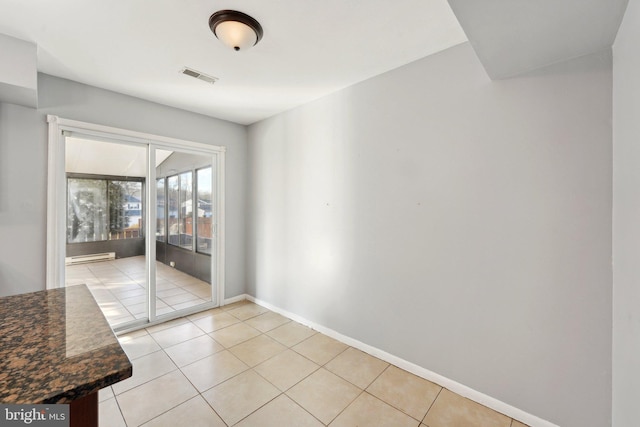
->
153, 148, 216, 319
64, 136, 148, 330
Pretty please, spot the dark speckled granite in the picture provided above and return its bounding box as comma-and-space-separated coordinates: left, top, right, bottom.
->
0, 285, 132, 404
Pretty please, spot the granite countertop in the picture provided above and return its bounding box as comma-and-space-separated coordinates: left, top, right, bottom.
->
0, 285, 132, 404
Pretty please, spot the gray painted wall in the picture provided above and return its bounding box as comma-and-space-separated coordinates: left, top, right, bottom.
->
0, 74, 247, 299
0, 103, 47, 296
447, 0, 628, 79
612, 0, 640, 424
247, 43, 613, 426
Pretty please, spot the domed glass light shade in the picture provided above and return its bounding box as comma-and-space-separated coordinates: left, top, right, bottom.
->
209, 10, 263, 52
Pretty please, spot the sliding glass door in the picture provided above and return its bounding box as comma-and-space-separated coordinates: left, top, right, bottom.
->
54, 121, 222, 331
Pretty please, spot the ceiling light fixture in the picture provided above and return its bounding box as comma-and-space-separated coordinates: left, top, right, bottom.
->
208, 10, 263, 52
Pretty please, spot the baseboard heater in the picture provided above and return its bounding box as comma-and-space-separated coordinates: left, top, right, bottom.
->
65, 252, 116, 265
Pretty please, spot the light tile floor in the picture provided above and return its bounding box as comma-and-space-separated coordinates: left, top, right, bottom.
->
65, 256, 211, 328
99, 301, 530, 427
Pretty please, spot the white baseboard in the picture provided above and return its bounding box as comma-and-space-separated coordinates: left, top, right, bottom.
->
223, 294, 247, 306
241, 294, 559, 427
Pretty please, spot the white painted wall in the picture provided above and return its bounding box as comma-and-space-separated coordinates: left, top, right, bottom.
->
612, 0, 640, 424
247, 43, 613, 427
0, 74, 247, 299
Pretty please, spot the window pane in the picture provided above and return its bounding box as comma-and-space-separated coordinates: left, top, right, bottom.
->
67, 178, 107, 243
179, 171, 193, 250
197, 167, 212, 255
156, 178, 165, 242
109, 181, 143, 240
167, 175, 179, 246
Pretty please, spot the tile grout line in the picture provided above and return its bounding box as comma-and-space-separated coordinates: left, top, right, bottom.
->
421, 387, 443, 424
149, 324, 230, 426
278, 336, 362, 426
82, 256, 216, 326
112, 355, 179, 398
191, 384, 231, 427
108, 394, 129, 427
361, 364, 427, 422
227, 392, 282, 426
326, 388, 366, 426
205, 315, 360, 416
182, 312, 328, 426
112, 300, 498, 427
364, 391, 424, 425
112, 371, 193, 426
184, 312, 280, 427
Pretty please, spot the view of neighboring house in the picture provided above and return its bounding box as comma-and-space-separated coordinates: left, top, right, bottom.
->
123, 194, 142, 230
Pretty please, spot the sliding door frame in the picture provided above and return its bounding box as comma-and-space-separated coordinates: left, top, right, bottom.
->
46, 115, 226, 317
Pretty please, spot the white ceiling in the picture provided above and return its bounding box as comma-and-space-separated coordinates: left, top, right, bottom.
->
66, 137, 172, 177
448, 0, 628, 79
0, 0, 467, 125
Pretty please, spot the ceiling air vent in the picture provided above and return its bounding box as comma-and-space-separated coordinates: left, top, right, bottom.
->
180, 67, 218, 84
